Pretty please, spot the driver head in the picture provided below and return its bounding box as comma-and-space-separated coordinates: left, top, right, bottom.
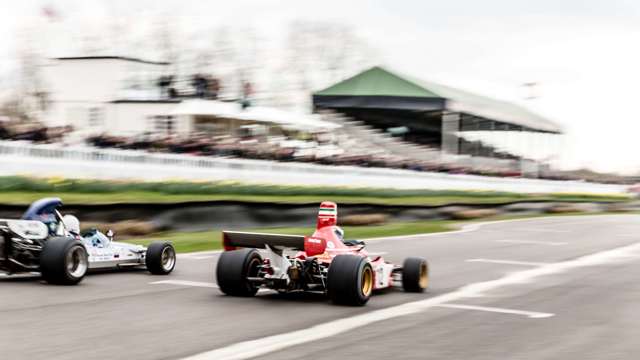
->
62, 214, 80, 235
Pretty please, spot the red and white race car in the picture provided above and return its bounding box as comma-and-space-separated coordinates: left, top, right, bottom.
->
216, 202, 429, 305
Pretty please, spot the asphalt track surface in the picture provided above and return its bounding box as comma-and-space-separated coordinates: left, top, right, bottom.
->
2, 214, 640, 359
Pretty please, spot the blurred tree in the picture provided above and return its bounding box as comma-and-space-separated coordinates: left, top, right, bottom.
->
281, 21, 378, 109
153, 15, 182, 76
13, 28, 50, 122
234, 27, 260, 101
194, 26, 261, 101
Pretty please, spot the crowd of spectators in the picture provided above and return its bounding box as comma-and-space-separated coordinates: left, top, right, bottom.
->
84, 132, 524, 178
0, 120, 72, 143
1, 120, 633, 183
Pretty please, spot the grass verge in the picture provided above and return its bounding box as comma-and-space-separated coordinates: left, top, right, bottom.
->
0, 175, 629, 206
123, 212, 635, 253
123, 220, 456, 253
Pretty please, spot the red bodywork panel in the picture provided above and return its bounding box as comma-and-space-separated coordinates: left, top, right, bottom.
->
304, 236, 327, 257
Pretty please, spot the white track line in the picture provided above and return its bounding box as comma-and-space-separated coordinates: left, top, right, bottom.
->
466, 258, 549, 267
151, 280, 218, 288
0, 272, 40, 278
517, 227, 570, 233
496, 240, 568, 246
150, 279, 272, 293
435, 303, 554, 318
178, 251, 222, 259
174, 214, 629, 258
181, 241, 640, 360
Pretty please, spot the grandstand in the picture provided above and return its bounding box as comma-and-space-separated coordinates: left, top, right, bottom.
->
313, 66, 563, 162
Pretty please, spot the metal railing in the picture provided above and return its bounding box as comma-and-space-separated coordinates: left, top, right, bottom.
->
0, 140, 628, 194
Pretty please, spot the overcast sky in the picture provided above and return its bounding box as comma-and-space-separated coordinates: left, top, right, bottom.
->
2, 0, 640, 174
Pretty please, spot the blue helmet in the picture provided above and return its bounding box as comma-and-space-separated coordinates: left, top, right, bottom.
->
22, 197, 63, 234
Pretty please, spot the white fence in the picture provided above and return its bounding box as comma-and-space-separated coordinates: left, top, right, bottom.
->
0, 141, 628, 194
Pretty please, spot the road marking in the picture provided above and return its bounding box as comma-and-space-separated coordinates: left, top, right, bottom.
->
0, 272, 40, 278
496, 240, 567, 246
435, 303, 554, 318
174, 214, 631, 258
151, 280, 218, 288
466, 258, 549, 267
178, 251, 222, 259
539, 220, 601, 227
517, 227, 570, 233
180, 241, 640, 360
363, 215, 611, 243
150, 279, 272, 293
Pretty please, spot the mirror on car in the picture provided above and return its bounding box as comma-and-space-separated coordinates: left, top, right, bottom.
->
106, 229, 114, 240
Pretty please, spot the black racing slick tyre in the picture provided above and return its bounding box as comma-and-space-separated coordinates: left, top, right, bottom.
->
402, 257, 429, 292
216, 248, 262, 297
146, 241, 176, 275
40, 237, 88, 285
327, 255, 374, 306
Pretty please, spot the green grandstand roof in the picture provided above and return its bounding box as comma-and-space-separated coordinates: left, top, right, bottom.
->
314, 66, 563, 134
314, 67, 442, 98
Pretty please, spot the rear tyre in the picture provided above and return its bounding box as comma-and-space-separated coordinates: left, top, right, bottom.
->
327, 255, 373, 306
402, 257, 429, 292
146, 241, 176, 275
216, 248, 262, 297
40, 237, 88, 285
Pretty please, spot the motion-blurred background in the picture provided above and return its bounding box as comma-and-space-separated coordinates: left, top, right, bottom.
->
1, 0, 640, 228
2, 0, 640, 184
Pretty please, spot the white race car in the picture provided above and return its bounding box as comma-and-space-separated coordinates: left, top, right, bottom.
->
0, 198, 176, 285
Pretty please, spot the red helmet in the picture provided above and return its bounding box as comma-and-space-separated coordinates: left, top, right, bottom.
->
317, 201, 338, 229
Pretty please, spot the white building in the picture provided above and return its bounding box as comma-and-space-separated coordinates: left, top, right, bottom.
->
41, 56, 336, 138
42, 56, 177, 135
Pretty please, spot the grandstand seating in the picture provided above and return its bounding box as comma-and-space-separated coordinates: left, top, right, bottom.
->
5, 115, 622, 182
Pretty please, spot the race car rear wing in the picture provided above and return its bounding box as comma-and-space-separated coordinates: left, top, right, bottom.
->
222, 231, 326, 256
223, 231, 306, 251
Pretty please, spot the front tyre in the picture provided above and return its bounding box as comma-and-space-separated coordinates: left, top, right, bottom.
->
146, 241, 176, 275
327, 255, 374, 306
40, 237, 88, 285
216, 248, 263, 297
402, 257, 429, 292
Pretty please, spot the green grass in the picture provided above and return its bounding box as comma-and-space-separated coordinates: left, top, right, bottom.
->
0, 176, 629, 206
123, 211, 639, 253
0, 191, 562, 206
124, 220, 456, 253
0, 176, 630, 253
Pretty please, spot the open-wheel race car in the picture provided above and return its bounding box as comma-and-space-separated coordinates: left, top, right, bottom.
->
216, 201, 429, 305
0, 198, 176, 285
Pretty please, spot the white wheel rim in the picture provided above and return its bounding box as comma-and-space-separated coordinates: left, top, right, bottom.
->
160, 246, 176, 271
66, 246, 88, 278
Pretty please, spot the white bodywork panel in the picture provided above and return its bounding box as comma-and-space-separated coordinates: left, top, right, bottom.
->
373, 262, 395, 289
261, 245, 292, 284
82, 236, 147, 270
3, 220, 49, 240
